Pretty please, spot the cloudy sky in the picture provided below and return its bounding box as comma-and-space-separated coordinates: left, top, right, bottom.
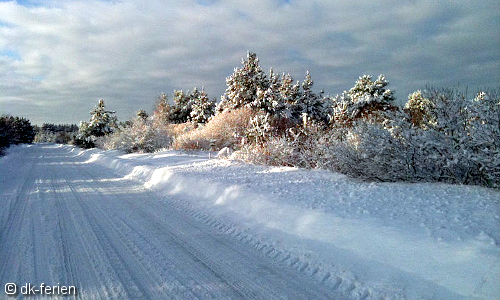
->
0, 0, 498, 125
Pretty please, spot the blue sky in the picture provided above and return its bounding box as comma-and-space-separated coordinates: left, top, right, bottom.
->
0, 0, 499, 124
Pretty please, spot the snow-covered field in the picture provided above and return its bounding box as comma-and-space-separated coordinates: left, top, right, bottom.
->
1, 144, 499, 300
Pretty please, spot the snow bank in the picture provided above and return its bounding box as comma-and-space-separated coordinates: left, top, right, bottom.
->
69, 145, 500, 300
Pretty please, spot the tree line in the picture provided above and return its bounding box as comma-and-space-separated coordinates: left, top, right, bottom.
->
74, 52, 500, 188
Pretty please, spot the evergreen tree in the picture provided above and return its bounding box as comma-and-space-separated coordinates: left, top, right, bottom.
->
216, 52, 269, 113
169, 89, 194, 123
190, 89, 215, 125
152, 93, 171, 126
12, 117, 36, 144
0, 115, 35, 153
279, 73, 301, 120
294, 71, 326, 124
252, 69, 283, 115
75, 99, 117, 148
330, 74, 397, 125
404, 90, 435, 129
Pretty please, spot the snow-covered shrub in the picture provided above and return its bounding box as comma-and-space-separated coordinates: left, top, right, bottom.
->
173, 107, 256, 150
246, 113, 274, 145
331, 121, 414, 181
166, 122, 196, 139
232, 136, 296, 166
235, 122, 338, 169
103, 111, 171, 153
416, 88, 500, 187
75, 99, 117, 148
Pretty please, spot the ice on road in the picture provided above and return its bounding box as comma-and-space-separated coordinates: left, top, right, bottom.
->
0, 145, 337, 300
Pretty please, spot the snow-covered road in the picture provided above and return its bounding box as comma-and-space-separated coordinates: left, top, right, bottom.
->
1, 144, 499, 300
0, 145, 337, 300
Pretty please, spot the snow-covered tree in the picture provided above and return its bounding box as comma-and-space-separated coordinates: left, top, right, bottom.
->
330, 75, 397, 125
152, 93, 171, 125
0, 115, 35, 151
404, 90, 435, 129
216, 52, 269, 113
75, 99, 117, 148
252, 69, 283, 115
169, 89, 195, 124
190, 89, 215, 125
294, 71, 327, 124
278, 73, 301, 119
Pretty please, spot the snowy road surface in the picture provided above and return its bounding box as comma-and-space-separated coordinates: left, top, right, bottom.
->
1, 144, 499, 300
0, 145, 337, 299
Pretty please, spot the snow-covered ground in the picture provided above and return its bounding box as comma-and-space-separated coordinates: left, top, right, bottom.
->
1, 144, 499, 300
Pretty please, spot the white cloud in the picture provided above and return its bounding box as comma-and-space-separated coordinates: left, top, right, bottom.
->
0, 0, 498, 124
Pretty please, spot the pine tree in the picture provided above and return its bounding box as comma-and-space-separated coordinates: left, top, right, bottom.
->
169, 90, 193, 123
404, 90, 435, 129
294, 71, 326, 124
190, 89, 215, 125
0, 115, 35, 151
75, 99, 117, 148
330, 74, 397, 125
273, 73, 300, 120
152, 93, 171, 125
216, 52, 269, 113
252, 69, 283, 115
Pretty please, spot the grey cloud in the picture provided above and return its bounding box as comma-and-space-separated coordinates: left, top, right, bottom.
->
0, 0, 498, 124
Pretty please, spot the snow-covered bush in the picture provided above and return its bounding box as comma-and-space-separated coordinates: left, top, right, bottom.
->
103, 110, 171, 153
173, 107, 256, 150
235, 122, 338, 169
331, 121, 414, 181
237, 86, 499, 187
246, 113, 274, 145
412, 88, 500, 187
232, 136, 296, 166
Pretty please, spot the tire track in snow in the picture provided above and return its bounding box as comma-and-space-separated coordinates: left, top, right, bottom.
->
51, 169, 152, 299
73, 153, 338, 299
2, 145, 340, 300
69, 167, 254, 300
0, 148, 38, 285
